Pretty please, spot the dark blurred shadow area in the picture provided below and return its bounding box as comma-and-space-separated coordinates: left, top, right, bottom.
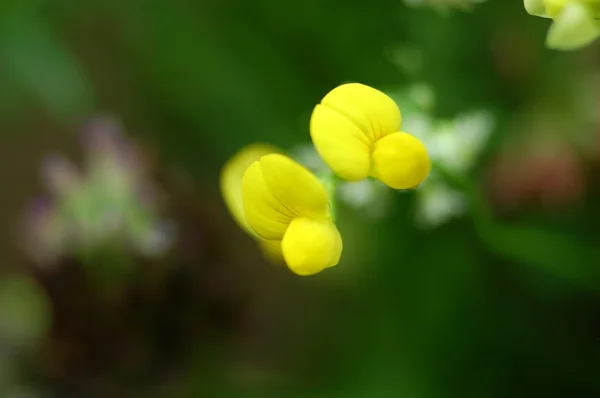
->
1, 0, 600, 397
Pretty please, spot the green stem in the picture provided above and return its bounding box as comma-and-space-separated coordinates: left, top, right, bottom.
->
317, 172, 339, 222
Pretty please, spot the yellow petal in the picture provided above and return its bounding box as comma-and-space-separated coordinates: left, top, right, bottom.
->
370, 132, 431, 190
281, 217, 342, 276
220, 144, 280, 236
310, 104, 371, 181
260, 154, 330, 219
319, 83, 402, 142
258, 239, 284, 264
242, 161, 293, 240
310, 83, 406, 182
546, 2, 600, 50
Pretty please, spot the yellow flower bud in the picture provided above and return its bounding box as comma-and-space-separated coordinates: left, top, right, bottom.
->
220, 144, 284, 263
242, 154, 342, 276
281, 217, 342, 276
310, 83, 431, 189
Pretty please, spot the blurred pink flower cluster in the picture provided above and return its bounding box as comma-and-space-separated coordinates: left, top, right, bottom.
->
22, 117, 174, 267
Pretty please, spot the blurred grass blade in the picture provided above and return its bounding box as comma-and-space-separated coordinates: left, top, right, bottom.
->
0, 7, 93, 121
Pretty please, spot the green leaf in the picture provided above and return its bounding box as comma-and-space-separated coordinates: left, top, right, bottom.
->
0, 7, 93, 120
485, 224, 600, 287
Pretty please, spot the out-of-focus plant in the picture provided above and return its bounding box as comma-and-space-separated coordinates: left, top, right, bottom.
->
22, 118, 174, 274
221, 83, 431, 276
524, 0, 600, 50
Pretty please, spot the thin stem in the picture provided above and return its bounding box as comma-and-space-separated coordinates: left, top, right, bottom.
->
317, 172, 339, 222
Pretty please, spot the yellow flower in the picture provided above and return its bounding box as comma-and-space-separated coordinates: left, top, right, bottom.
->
310, 83, 431, 190
242, 154, 342, 276
220, 144, 284, 263
524, 0, 600, 50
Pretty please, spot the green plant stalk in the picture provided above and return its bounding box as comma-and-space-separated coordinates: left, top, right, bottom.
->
318, 172, 338, 222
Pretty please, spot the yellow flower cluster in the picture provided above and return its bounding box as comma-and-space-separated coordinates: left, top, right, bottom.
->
221, 83, 431, 276
311, 84, 430, 189
524, 0, 600, 50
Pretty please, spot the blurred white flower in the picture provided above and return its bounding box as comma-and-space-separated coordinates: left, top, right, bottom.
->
403, 114, 434, 139
407, 83, 436, 111
409, 109, 495, 174
410, 110, 494, 228
290, 143, 330, 174
414, 177, 468, 228
337, 180, 394, 221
